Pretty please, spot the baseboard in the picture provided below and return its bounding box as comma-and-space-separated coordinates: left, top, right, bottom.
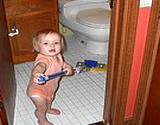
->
88, 117, 133, 125
89, 121, 106, 125
124, 117, 133, 125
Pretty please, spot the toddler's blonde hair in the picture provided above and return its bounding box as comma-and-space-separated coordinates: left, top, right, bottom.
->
32, 29, 65, 53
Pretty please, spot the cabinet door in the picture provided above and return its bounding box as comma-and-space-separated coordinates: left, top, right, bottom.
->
0, 0, 16, 124
9, 12, 58, 63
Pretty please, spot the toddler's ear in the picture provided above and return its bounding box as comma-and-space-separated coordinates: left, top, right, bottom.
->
32, 37, 40, 52
32, 48, 39, 53
34, 47, 40, 52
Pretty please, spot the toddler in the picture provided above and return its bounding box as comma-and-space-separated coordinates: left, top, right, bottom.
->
27, 29, 73, 125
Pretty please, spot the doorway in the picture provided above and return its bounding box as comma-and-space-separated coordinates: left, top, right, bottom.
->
1, 0, 159, 125
2, 0, 155, 125
13, 0, 139, 124
14, 1, 110, 125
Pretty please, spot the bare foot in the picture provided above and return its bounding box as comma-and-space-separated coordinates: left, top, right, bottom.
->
47, 108, 61, 115
38, 120, 53, 125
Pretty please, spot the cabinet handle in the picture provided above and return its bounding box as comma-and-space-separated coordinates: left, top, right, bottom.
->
8, 25, 19, 37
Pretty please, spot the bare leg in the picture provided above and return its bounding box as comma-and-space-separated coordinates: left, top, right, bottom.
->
47, 100, 61, 115
30, 97, 53, 125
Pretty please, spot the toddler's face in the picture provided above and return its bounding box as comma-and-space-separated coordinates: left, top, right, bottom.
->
38, 33, 61, 57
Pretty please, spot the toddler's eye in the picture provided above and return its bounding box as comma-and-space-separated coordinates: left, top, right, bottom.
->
43, 42, 48, 45
55, 42, 60, 44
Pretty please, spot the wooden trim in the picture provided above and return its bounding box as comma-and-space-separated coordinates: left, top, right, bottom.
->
124, 117, 133, 125
103, 0, 139, 125
0, 96, 8, 125
131, 1, 160, 125
0, 118, 2, 125
89, 121, 106, 125
88, 120, 133, 125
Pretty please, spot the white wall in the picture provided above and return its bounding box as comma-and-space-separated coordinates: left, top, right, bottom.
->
140, 0, 152, 7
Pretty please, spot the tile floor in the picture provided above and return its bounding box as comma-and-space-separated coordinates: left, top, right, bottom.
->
14, 36, 107, 125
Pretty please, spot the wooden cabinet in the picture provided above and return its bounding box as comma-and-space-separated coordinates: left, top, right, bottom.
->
4, 0, 59, 63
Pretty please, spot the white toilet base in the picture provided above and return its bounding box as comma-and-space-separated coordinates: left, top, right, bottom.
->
75, 33, 108, 55
86, 40, 108, 55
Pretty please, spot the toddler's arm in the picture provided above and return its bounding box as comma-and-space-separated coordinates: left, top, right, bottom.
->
32, 62, 46, 83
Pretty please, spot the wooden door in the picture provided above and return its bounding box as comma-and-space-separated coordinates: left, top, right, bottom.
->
10, 11, 57, 63
103, 0, 160, 125
103, 0, 140, 124
0, 0, 16, 125
132, 1, 160, 125
14, 12, 55, 54
0, 119, 2, 125
4, 0, 59, 63
142, 37, 160, 125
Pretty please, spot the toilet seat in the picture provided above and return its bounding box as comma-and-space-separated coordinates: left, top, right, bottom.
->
59, 0, 111, 55
76, 8, 110, 29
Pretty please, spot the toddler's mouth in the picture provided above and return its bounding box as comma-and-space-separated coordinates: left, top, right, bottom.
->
49, 49, 55, 52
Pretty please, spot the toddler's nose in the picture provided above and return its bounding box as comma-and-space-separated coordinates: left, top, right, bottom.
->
50, 42, 55, 47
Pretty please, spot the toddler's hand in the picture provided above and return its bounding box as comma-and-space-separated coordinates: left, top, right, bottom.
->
63, 65, 74, 76
33, 73, 48, 84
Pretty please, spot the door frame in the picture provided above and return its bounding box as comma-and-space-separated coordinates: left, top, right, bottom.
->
103, 0, 140, 125
0, 0, 16, 124
131, 1, 160, 125
103, 0, 160, 125
0, 96, 8, 125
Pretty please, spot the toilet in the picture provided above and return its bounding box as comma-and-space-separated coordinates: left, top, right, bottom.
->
59, 0, 111, 55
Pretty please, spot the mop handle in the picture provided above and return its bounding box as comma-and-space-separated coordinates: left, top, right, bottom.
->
37, 70, 67, 85
48, 70, 67, 80
36, 65, 85, 85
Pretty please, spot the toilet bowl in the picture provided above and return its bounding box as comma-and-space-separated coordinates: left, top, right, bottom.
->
59, 0, 111, 55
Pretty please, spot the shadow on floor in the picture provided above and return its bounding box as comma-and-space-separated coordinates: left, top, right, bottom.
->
89, 121, 106, 125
